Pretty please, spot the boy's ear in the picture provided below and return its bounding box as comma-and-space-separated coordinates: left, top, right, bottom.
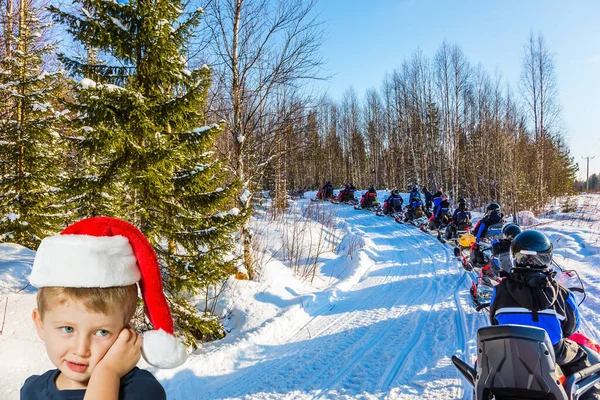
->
32, 308, 45, 341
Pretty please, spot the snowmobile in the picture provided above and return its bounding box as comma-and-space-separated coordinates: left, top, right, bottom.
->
451, 232, 478, 270
453, 270, 600, 400
354, 191, 379, 211
394, 210, 406, 224
452, 325, 600, 400
335, 197, 359, 206
354, 199, 380, 212
468, 250, 505, 310
478, 222, 504, 241
441, 218, 473, 242
402, 202, 427, 224
376, 196, 404, 217
426, 208, 452, 232
455, 231, 501, 272
331, 186, 358, 205
312, 185, 334, 202
407, 215, 429, 228
467, 240, 494, 272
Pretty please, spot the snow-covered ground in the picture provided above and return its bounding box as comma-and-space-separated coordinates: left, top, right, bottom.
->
1, 193, 599, 399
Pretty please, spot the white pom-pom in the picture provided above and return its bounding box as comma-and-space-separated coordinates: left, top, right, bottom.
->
142, 329, 187, 369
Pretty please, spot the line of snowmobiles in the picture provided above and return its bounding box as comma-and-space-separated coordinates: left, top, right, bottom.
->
381, 202, 600, 399
452, 263, 600, 400
447, 229, 600, 399
311, 187, 360, 206
313, 188, 600, 398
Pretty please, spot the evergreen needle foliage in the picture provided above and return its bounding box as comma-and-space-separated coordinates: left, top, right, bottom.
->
50, 0, 245, 347
0, 2, 67, 248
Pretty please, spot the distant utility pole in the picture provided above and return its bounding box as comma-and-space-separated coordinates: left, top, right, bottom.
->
582, 156, 595, 191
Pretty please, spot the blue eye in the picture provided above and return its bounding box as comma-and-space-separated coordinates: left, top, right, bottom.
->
95, 330, 109, 337
60, 326, 74, 333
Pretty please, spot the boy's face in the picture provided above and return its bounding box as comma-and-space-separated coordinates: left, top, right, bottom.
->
32, 298, 126, 389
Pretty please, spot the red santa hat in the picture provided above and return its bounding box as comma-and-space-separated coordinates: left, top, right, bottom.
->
30, 216, 187, 369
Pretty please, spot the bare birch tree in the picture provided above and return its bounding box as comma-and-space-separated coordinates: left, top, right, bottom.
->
520, 32, 560, 207
202, 0, 324, 278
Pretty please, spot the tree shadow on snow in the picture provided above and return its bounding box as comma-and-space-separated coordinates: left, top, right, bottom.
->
160, 307, 466, 400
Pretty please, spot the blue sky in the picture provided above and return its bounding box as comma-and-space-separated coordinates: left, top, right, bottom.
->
315, 0, 600, 180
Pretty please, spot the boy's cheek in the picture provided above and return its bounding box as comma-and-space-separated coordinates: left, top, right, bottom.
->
94, 336, 121, 363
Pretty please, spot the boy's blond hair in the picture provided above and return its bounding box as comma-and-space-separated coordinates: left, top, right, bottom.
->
37, 285, 138, 326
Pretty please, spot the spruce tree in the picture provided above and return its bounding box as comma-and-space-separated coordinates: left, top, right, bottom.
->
0, 0, 66, 249
50, 0, 245, 346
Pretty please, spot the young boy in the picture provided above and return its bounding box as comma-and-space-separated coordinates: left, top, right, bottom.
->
21, 217, 187, 399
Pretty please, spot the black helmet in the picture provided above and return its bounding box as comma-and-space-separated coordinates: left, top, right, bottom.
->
510, 230, 553, 269
502, 223, 522, 240
369, 185, 375, 190
392, 189, 400, 196
412, 185, 418, 190
486, 202, 500, 213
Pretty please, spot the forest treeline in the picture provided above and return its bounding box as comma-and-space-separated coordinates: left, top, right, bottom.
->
260, 40, 577, 215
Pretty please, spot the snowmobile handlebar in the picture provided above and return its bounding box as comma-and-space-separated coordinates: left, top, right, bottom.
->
565, 362, 600, 399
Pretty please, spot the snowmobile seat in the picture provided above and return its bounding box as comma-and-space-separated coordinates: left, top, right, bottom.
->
475, 324, 568, 400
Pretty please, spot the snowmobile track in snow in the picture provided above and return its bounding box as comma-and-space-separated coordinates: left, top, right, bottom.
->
199, 204, 483, 399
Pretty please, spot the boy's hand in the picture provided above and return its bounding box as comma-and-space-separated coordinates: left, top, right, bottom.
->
95, 326, 142, 378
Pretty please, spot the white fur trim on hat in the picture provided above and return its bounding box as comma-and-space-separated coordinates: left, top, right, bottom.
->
142, 329, 188, 369
30, 235, 140, 288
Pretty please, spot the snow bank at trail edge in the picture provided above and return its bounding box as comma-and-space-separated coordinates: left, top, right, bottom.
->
0, 199, 371, 399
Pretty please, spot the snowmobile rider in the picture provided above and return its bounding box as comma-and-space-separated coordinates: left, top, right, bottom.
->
338, 184, 355, 202
360, 185, 378, 209
481, 223, 523, 282
408, 185, 422, 204
403, 193, 425, 222
423, 187, 434, 212
383, 189, 404, 215
491, 223, 522, 272
489, 230, 594, 377
429, 194, 451, 230
431, 193, 450, 219
446, 198, 472, 237
471, 202, 505, 268
318, 180, 334, 200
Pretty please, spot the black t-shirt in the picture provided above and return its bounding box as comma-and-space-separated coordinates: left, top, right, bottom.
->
20, 367, 166, 400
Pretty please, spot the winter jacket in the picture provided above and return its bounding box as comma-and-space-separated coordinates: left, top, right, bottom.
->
452, 209, 471, 226
408, 189, 422, 204
490, 271, 580, 345
384, 194, 403, 208
434, 199, 451, 218
424, 190, 433, 204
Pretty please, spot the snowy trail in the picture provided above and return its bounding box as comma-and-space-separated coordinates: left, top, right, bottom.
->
162, 203, 485, 399
1, 195, 599, 400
